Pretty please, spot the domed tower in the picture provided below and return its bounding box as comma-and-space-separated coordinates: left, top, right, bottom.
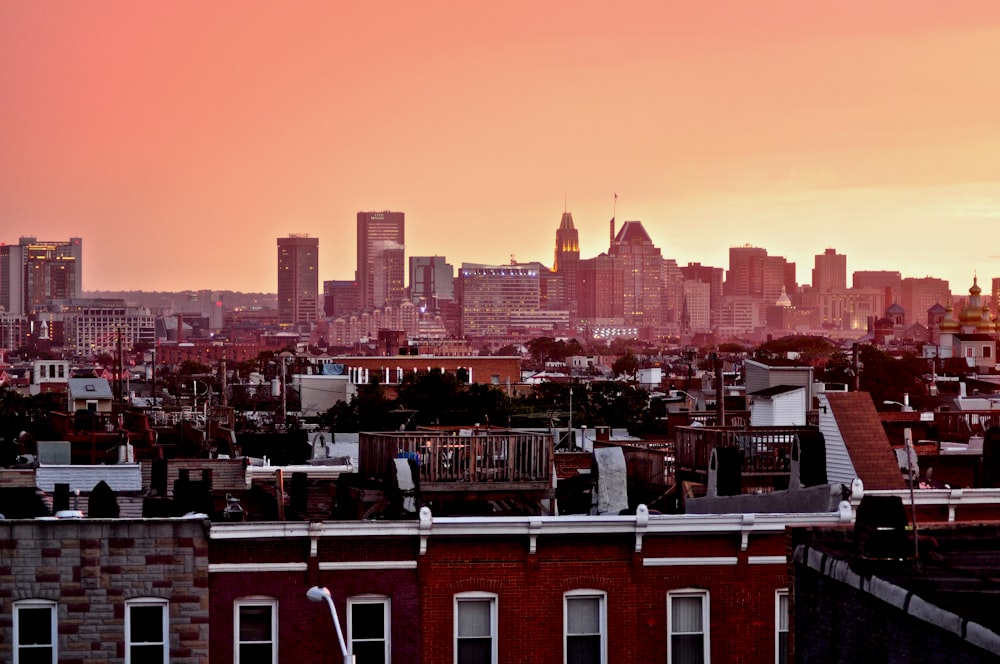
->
958, 276, 987, 333
939, 303, 960, 350
886, 302, 905, 327
927, 302, 947, 343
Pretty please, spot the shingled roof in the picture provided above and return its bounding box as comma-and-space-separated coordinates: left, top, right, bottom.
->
824, 392, 906, 490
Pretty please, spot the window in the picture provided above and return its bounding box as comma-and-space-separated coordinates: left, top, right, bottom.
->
235, 598, 277, 664
454, 592, 497, 664
775, 590, 789, 664
125, 598, 168, 664
348, 596, 390, 664
14, 599, 57, 664
984, 345, 992, 359
667, 590, 709, 664
564, 590, 606, 664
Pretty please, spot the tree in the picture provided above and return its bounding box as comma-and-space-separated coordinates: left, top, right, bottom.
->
612, 351, 639, 379
397, 370, 461, 416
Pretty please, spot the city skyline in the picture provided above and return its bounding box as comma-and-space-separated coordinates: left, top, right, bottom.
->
3, 2, 1000, 293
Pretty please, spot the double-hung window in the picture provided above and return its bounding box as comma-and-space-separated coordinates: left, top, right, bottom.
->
125, 597, 169, 664
14, 599, 57, 664
775, 589, 789, 664
348, 596, 390, 664
235, 597, 278, 664
564, 589, 606, 664
667, 590, 709, 664
454, 592, 497, 664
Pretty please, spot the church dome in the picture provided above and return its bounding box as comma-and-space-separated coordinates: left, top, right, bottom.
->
959, 277, 985, 326
939, 305, 960, 333
977, 306, 996, 333
775, 286, 792, 308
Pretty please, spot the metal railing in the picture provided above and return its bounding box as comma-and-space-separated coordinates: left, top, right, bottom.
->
359, 430, 554, 485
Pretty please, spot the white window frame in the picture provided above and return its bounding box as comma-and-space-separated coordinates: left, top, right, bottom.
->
453, 591, 497, 664
563, 589, 607, 664
667, 589, 710, 664
125, 597, 169, 664
234, 597, 278, 664
775, 589, 789, 664
347, 595, 390, 664
14, 599, 57, 664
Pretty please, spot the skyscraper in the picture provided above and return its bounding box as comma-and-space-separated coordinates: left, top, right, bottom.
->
0, 236, 82, 315
357, 211, 405, 310
277, 235, 319, 326
553, 211, 580, 314
812, 248, 847, 293
457, 263, 540, 337
577, 221, 663, 329
408, 256, 454, 311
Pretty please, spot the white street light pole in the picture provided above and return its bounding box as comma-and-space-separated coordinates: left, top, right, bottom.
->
306, 586, 354, 663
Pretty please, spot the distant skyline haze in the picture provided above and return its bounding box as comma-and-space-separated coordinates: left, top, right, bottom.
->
2, 1, 999, 294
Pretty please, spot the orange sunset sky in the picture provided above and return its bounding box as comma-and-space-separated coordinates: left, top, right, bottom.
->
2, 1, 1000, 295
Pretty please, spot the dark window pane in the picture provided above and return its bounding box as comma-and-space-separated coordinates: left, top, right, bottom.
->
130, 644, 164, 660
130, 606, 163, 643
567, 635, 600, 664
18, 608, 52, 645
239, 642, 275, 664
17, 649, 53, 664
778, 633, 788, 664
457, 638, 491, 664
352, 640, 386, 664
351, 603, 385, 640
239, 605, 272, 642
672, 635, 704, 664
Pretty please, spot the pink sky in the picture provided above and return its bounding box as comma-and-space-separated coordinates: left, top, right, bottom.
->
2, 1, 1000, 295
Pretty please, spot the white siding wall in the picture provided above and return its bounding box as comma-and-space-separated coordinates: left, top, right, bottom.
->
817, 394, 857, 485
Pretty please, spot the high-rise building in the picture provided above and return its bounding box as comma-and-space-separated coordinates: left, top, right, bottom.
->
724, 246, 767, 297
553, 212, 580, 314
357, 211, 405, 310
901, 276, 951, 327
277, 235, 319, 326
323, 280, 361, 319
854, 270, 903, 314
577, 221, 663, 330
0, 236, 82, 315
457, 263, 540, 337
408, 256, 454, 311
812, 248, 847, 293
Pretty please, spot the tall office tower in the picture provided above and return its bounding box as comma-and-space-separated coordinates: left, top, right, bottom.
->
610, 221, 664, 328
854, 270, 903, 310
901, 276, 951, 327
457, 263, 540, 337
812, 248, 847, 293
724, 245, 768, 297
576, 253, 618, 322
277, 235, 319, 326
681, 263, 724, 303
553, 211, 580, 313
357, 211, 405, 310
408, 256, 455, 311
577, 221, 663, 329
681, 280, 712, 333
0, 236, 82, 315
323, 280, 361, 318
761, 255, 790, 301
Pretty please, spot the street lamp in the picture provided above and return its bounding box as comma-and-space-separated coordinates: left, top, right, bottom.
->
883, 393, 913, 412
671, 390, 704, 411
306, 586, 353, 663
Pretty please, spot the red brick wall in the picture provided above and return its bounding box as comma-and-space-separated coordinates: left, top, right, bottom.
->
418, 529, 790, 663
